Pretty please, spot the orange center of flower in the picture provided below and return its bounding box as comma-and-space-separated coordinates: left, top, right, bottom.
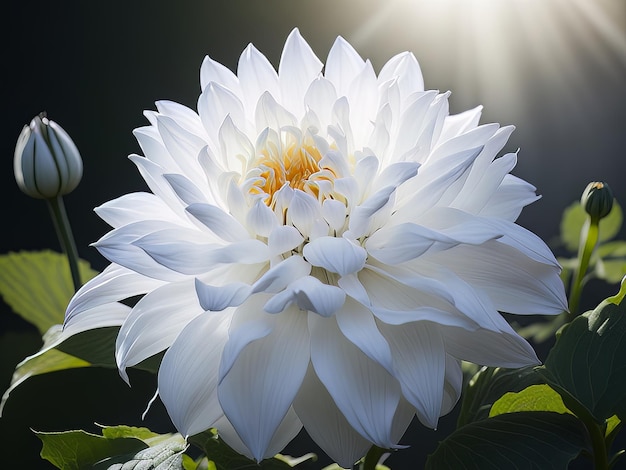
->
251, 142, 335, 206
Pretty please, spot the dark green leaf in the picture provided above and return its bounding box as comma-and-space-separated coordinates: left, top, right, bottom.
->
56, 327, 119, 367
35, 429, 147, 470
456, 366, 542, 427
1, 348, 89, 415
0, 251, 97, 334
541, 294, 626, 422
189, 430, 296, 470
426, 412, 588, 470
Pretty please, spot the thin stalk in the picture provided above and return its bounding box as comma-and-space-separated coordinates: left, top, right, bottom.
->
568, 216, 599, 320
47, 195, 81, 291
360, 445, 386, 470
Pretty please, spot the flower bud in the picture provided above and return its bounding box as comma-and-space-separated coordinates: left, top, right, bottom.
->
14, 113, 83, 199
581, 181, 614, 220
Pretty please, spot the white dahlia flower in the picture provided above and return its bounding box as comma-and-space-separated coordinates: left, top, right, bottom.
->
64, 29, 567, 467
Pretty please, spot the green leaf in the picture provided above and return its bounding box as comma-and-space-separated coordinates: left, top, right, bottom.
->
425, 412, 588, 470
541, 290, 626, 422
56, 327, 119, 367
0, 251, 97, 334
93, 434, 186, 470
1, 347, 89, 415
595, 257, 626, 284
189, 430, 297, 470
35, 429, 148, 470
559, 200, 623, 252
489, 384, 572, 417
597, 240, 626, 259
99, 425, 161, 441
456, 365, 542, 427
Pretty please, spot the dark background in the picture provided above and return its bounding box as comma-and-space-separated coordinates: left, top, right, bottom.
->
1, 0, 625, 468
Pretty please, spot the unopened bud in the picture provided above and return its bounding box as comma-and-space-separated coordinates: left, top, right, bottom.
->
14, 113, 83, 199
581, 181, 614, 220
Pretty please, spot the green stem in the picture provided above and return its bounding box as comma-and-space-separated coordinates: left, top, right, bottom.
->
556, 385, 608, 470
47, 196, 81, 292
568, 216, 599, 320
587, 418, 609, 470
360, 445, 386, 470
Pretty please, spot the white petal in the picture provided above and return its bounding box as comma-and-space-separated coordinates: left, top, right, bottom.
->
238, 43, 280, 114
325, 36, 365, 98
480, 174, 541, 221
198, 82, 245, 142
128, 155, 185, 217
335, 298, 394, 373
63, 302, 130, 338
293, 364, 371, 468
378, 51, 424, 98
65, 264, 164, 325
426, 242, 567, 314
439, 105, 483, 142
442, 355, 463, 416
246, 198, 278, 237
347, 60, 378, 143
390, 91, 438, 160
158, 311, 230, 436
373, 161, 419, 192
442, 324, 539, 368
322, 199, 347, 232
134, 231, 269, 274
309, 314, 401, 448
186, 202, 249, 242
218, 308, 309, 461
93, 221, 189, 282
392, 145, 483, 221
264, 276, 345, 317
378, 321, 445, 429
304, 77, 337, 129
95, 192, 181, 229
164, 173, 208, 206
116, 280, 204, 381
347, 185, 395, 238
200, 55, 240, 93
303, 236, 367, 276
195, 278, 252, 311
267, 225, 304, 258
156, 116, 206, 186
286, 190, 322, 237
215, 407, 302, 461
252, 255, 311, 294
279, 28, 323, 116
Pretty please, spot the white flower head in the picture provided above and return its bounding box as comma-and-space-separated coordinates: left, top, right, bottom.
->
65, 29, 567, 467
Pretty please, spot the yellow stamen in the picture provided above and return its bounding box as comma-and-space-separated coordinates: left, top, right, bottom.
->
250, 142, 334, 206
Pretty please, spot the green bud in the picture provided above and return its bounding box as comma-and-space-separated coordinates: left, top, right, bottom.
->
14, 113, 83, 199
580, 181, 614, 220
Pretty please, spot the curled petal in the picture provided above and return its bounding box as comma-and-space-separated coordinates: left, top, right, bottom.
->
264, 276, 346, 317
303, 236, 367, 276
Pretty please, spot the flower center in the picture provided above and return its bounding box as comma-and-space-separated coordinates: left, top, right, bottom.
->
250, 140, 335, 206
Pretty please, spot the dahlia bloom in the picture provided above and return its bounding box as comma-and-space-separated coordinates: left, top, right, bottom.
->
64, 29, 566, 467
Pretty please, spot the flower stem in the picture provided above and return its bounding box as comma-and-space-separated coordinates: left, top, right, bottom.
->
568, 216, 599, 320
360, 445, 386, 470
47, 196, 81, 292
